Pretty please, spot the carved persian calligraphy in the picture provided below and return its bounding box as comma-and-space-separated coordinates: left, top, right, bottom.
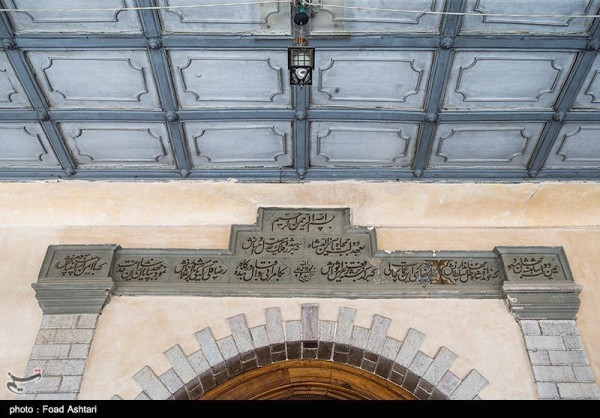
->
321, 260, 377, 283
382, 259, 500, 284
173, 258, 227, 282
234, 259, 288, 282
241, 236, 301, 256
507, 257, 560, 279
271, 212, 335, 233
54, 254, 106, 277
293, 260, 316, 283
38, 209, 574, 301
441, 260, 500, 283
308, 237, 365, 256
383, 261, 433, 284
113, 258, 167, 281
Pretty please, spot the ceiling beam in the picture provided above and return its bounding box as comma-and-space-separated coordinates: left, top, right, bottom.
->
3, 108, 599, 125
10, 35, 589, 51
293, 87, 310, 180
137, 0, 191, 178
412, 0, 465, 178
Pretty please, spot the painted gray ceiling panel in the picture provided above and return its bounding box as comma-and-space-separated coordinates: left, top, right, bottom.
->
3, 0, 143, 34
443, 50, 577, 110
428, 122, 544, 168
309, 121, 419, 167
572, 54, 600, 110
169, 50, 291, 109
157, 0, 291, 34
309, 0, 445, 34
544, 123, 600, 168
0, 50, 30, 108
0, 122, 60, 167
183, 120, 293, 168
59, 122, 175, 169
26, 50, 161, 110
312, 50, 434, 109
0, 0, 599, 181
459, 0, 600, 35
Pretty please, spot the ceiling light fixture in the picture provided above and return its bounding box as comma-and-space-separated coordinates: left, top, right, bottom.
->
289, 1, 314, 86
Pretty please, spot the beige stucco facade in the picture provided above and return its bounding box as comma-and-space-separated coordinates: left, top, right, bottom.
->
1, 180, 599, 400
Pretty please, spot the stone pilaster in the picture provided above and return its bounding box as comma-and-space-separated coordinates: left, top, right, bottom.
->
18, 245, 118, 399
497, 247, 600, 399
18, 314, 98, 400
520, 320, 600, 400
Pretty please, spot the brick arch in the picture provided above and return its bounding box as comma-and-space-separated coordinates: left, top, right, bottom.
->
120, 304, 489, 400
200, 359, 418, 400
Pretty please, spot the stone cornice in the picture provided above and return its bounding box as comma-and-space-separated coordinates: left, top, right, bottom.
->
33, 244, 118, 315
32, 208, 582, 319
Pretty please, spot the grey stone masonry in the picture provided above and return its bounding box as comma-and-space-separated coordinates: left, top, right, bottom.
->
127, 304, 490, 400
34, 245, 117, 315
448, 370, 489, 400
19, 314, 98, 400
498, 247, 582, 321
520, 319, 600, 400
133, 367, 171, 400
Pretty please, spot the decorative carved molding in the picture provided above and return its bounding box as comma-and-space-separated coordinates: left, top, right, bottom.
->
186, 123, 291, 168
41, 57, 149, 102
317, 0, 436, 25
456, 57, 562, 102
34, 209, 582, 320
472, 0, 596, 27
4, 0, 142, 34
434, 126, 533, 164
177, 57, 283, 103
67, 127, 169, 164
318, 58, 424, 103
314, 127, 411, 165
584, 71, 600, 103
33, 244, 118, 314
0, 68, 18, 102
556, 126, 600, 163
0, 125, 48, 162
496, 246, 582, 320
1, 38, 16, 50
160, 0, 280, 24
7, 0, 127, 23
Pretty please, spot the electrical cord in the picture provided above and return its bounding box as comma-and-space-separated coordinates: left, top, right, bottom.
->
0, 0, 597, 21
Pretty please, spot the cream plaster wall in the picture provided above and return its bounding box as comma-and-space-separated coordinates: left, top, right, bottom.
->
0, 181, 599, 400
80, 296, 535, 400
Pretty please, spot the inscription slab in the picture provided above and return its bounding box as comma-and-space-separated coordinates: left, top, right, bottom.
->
34, 209, 579, 303
496, 247, 581, 320
33, 244, 118, 314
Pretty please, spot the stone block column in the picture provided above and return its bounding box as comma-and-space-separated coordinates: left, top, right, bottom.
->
19, 314, 98, 400
519, 320, 600, 400
17, 245, 117, 399
498, 247, 600, 400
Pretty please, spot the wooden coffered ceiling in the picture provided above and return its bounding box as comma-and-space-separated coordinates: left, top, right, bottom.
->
0, 0, 600, 182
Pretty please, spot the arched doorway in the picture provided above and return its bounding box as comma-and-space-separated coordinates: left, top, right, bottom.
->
199, 359, 416, 400
125, 305, 490, 400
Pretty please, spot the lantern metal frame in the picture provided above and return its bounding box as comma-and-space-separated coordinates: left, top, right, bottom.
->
288, 46, 315, 86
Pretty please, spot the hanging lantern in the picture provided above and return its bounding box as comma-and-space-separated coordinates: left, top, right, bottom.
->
288, 46, 315, 86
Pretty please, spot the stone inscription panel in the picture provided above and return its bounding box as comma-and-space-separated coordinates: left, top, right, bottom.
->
112, 251, 231, 284
37, 210, 576, 298
262, 209, 346, 235
380, 258, 502, 285
39, 244, 118, 281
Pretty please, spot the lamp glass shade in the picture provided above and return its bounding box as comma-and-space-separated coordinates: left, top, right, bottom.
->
288, 47, 314, 68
